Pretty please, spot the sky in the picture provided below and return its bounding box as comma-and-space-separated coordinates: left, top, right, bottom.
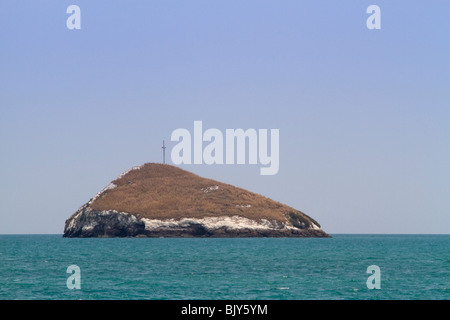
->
0, 1, 449, 234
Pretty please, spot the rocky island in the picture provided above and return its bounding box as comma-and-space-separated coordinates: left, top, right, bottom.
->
63, 163, 329, 238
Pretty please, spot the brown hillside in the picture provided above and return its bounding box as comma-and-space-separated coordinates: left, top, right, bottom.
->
90, 163, 319, 226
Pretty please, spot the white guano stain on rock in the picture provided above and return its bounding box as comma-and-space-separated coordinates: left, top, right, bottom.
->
201, 185, 219, 193
142, 216, 292, 232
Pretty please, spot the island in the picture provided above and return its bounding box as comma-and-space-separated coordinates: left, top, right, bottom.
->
63, 163, 329, 238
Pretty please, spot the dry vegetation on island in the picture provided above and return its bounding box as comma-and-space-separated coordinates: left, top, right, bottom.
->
90, 163, 320, 227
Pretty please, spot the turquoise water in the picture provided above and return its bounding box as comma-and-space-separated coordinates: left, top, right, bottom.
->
0, 234, 448, 300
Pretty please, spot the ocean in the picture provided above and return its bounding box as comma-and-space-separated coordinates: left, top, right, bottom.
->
0, 234, 448, 300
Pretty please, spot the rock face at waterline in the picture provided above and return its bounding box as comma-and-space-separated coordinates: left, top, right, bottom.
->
63, 163, 329, 238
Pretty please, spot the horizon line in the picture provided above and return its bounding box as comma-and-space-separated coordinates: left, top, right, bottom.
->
0, 233, 448, 236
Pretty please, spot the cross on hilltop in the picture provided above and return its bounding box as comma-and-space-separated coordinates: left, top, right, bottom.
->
162, 140, 166, 164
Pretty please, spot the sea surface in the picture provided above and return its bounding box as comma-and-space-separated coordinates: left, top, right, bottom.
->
0, 234, 448, 300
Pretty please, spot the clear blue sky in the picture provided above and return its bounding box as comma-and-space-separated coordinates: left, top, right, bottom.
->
1, 1, 449, 234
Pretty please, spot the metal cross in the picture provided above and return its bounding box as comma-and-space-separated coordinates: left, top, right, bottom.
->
162, 140, 166, 164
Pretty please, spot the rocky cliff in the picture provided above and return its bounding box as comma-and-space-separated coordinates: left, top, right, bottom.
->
63, 163, 329, 238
